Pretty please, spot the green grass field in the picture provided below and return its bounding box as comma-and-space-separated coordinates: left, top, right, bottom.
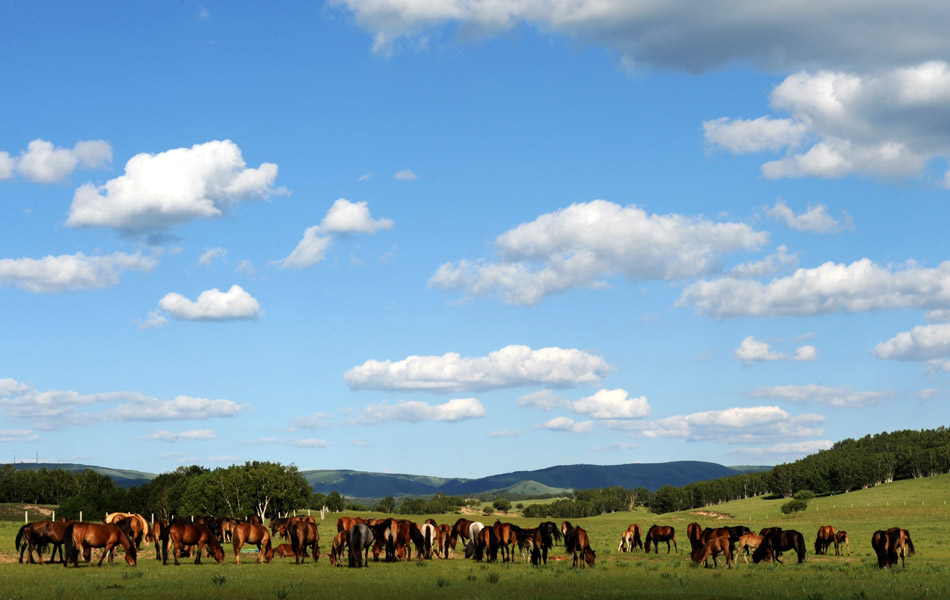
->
2, 475, 949, 599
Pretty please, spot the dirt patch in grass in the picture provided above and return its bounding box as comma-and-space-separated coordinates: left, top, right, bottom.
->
690, 510, 734, 520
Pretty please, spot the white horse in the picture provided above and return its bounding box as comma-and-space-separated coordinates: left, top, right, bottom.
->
420, 523, 437, 559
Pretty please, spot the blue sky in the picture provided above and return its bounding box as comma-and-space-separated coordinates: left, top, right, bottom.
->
2, 1, 949, 479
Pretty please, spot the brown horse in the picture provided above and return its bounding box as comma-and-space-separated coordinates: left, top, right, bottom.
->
163, 522, 224, 566
151, 520, 167, 561
886, 527, 915, 556
337, 516, 362, 534
329, 530, 347, 566
288, 519, 320, 564
618, 523, 643, 552
105, 512, 151, 550
691, 535, 733, 569
275, 543, 296, 558
217, 517, 238, 543
64, 522, 137, 567
814, 525, 836, 555
736, 533, 763, 563
566, 526, 596, 568
232, 522, 274, 564
528, 526, 554, 565
645, 525, 678, 554
686, 522, 703, 549
16, 521, 70, 564
473, 525, 500, 562
437, 523, 452, 558
834, 531, 850, 556
872, 530, 902, 569
753, 529, 805, 564
448, 518, 476, 553
693, 527, 732, 567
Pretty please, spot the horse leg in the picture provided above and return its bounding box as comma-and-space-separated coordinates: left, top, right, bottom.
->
195, 542, 204, 564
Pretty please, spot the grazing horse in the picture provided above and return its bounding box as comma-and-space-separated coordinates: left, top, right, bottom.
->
437, 524, 452, 558
348, 523, 375, 568
645, 525, 678, 554
528, 526, 554, 565
217, 517, 238, 542
329, 530, 347, 566
753, 529, 806, 564
686, 522, 703, 549
449, 518, 484, 556
17, 521, 70, 564
151, 520, 167, 561
814, 525, 836, 555
691, 535, 733, 569
886, 527, 915, 557
492, 521, 522, 562
164, 522, 224, 566
566, 526, 596, 568
288, 519, 320, 564
371, 519, 398, 562
64, 522, 137, 567
834, 531, 850, 556
736, 533, 763, 563
538, 521, 564, 546
872, 530, 902, 569
473, 525, 500, 562
693, 527, 732, 567
420, 523, 437, 559
618, 523, 643, 552
337, 516, 362, 534
232, 522, 274, 564
105, 513, 151, 551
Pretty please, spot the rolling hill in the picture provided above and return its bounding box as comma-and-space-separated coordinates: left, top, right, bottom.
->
8, 462, 157, 488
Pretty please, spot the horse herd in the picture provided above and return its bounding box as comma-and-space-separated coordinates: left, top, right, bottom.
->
13, 512, 915, 572
612, 522, 914, 570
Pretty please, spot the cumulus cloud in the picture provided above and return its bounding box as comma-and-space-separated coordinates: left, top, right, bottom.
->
636, 405, 825, 443
9, 139, 112, 183
734, 336, 818, 364
67, 139, 281, 232
429, 200, 767, 306
750, 384, 888, 408
144, 429, 218, 442
762, 200, 851, 233
729, 440, 834, 456
136, 310, 168, 330
516, 390, 570, 411
707, 62, 950, 181
680, 258, 950, 318
157, 285, 261, 321
0, 379, 248, 428
925, 309, 950, 322
345, 344, 609, 393
572, 389, 650, 419
277, 198, 393, 269
0, 251, 157, 293
728, 246, 799, 279
537, 416, 593, 434
874, 323, 950, 361
350, 397, 485, 424
331, 0, 950, 72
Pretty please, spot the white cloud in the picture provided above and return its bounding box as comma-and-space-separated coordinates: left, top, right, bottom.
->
516, 390, 569, 411
291, 438, 329, 448
145, 429, 218, 442
394, 169, 418, 181
67, 139, 281, 232
680, 258, 950, 318
728, 246, 799, 279
331, 1, 950, 72
158, 284, 261, 321
729, 440, 834, 456
537, 416, 593, 433
136, 310, 169, 330
0, 429, 38, 443
572, 388, 650, 419
235, 260, 254, 275
925, 309, 950, 322
276, 198, 392, 269
199, 247, 227, 267
0, 251, 157, 293
762, 200, 851, 233
14, 139, 112, 183
750, 384, 888, 408
734, 336, 818, 364
112, 395, 249, 421
351, 397, 486, 424
488, 429, 522, 438
873, 323, 950, 361
927, 360, 950, 374
345, 344, 609, 393
0, 151, 15, 179
429, 200, 767, 306
288, 412, 331, 431
0, 379, 249, 428
358, 172, 373, 182
638, 405, 825, 443
708, 62, 950, 181
704, 117, 808, 153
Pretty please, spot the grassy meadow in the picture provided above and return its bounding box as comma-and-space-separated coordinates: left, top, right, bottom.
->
2, 475, 950, 599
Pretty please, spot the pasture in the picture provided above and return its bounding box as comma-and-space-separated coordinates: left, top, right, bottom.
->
2, 475, 950, 599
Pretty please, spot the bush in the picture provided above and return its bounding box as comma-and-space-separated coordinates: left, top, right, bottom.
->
482, 506, 494, 516
492, 498, 511, 513
793, 489, 816, 501
781, 499, 809, 515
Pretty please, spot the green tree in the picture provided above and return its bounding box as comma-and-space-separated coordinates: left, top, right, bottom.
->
781, 499, 808, 515
375, 496, 397, 513
492, 497, 511, 513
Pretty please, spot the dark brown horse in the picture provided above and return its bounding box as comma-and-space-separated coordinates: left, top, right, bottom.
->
886, 527, 915, 556
163, 522, 224, 566
528, 526, 554, 565
492, 520, 522, 562
473, 525, 500, 562
232, 522, 273, 564
151, 520, 167, 561
288, 519, 320, 564
618, 523, 643, 552
834, 531, 850, 556
645, 525, 678, 554
448, 518, 477, 554
814, 525, 836, 555
64, 522, 137, 567
753, 529, 805, 564
691, 535, 733, 569
17, 521, 70, 564
686, 522, 703, 549
872, 530, 902, 569
566, 526, 595, 568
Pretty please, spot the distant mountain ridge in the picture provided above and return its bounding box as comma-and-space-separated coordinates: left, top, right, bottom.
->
6, 460, 763, 498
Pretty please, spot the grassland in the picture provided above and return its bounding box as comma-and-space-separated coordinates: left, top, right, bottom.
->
2, 475, 949, 600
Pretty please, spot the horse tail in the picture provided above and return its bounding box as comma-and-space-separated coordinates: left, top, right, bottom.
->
551, 526, 562, 545
539, 527, 553, 550
160, 523, 170, 564
289, 523, 301, 556
63, 523, 77, 567
634, 528, 643, 550
15, 524, 27, 552
905, 531, 915, 556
